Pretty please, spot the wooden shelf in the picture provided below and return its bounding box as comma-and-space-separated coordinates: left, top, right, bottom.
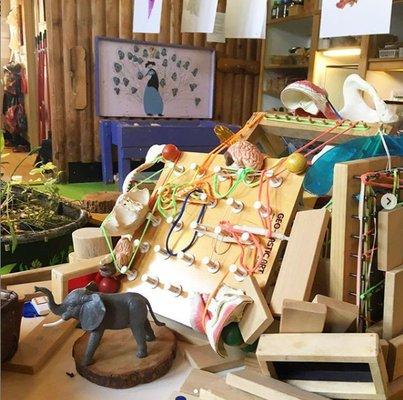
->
265, 64, 308, 70
268, 13, 313, 25
368, 58, 403, 72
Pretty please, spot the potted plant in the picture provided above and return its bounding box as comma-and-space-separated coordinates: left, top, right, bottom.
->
0, 132, 88, 274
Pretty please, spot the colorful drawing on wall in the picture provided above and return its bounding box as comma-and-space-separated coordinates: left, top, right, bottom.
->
133, 0, 163, 33
95, 37, 215, 118
320, 0, 392, 38
336, 0, 358, 9
181, 0, 218, 33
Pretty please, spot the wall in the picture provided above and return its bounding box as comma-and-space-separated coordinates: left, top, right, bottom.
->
45, 0, 263, 175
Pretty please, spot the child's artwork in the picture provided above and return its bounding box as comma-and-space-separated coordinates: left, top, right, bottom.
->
132, 0, 163, 33
181, 0, 218, 33
320, 0, 393, 38
225, 0, 266, 39
95, 37, 215, 118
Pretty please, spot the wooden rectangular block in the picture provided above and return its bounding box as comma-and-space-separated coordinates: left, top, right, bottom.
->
383, 265, 403, 340
270, 209, 330, 316
377, 207, 403, 271
387, 334, 403, 381
238, 275, 274, 344
280, 299, 327, 333
199, 387, 259, 400
379, 339, 390, 365
2, 313, 76, 374
184, 344, 244, 373
226, 369, 330, 400
312, 294, 358, 333
256, 333, 389, 399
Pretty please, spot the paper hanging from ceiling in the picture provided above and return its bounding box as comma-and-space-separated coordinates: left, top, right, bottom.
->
320, 0, 393, 38
224, 0, 267, 39
207, 12, 226, 43
133, 0, 163, 33
181, 0, 219, 33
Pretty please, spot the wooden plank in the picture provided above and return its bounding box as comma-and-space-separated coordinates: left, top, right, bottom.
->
226, 369, 330, 400
158, 0, 170, 43
105, 0, 119, 37
184, 344, 244, 373
388, 376, 403, 400
307, 13, 320, 81
387, 335, 403, 381
279, 299, 327, 333
119, 0, 132, 39
45, 0, 67, 175
1, 266, 53, 288
170, 0, 182, 45
330, 157, 403, 302
76, 0, 93, 163
379, 339, 389, 364
257, 333, 380, 363
312, 294, 358, 333
238, 275, 274, 344
383, 265, 403, 340
270, 209, 330, 316
2, 313, 76, 374
199, 387, 260, 400
377, 207, 403, 271
91, 0, 106, 161
222, 39, 236, 124
242, 41, 255, 123
231, 40, 247, 124
70, 46, 87, 110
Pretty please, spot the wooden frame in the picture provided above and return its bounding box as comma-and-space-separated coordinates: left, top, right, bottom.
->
330, 156, 403, 303
256, 333, 389, 400
94, 36, 215, 119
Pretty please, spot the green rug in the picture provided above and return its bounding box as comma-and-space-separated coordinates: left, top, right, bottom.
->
56, 182, 118, 200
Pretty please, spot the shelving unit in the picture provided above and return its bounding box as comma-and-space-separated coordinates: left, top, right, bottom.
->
367, 58, 403, 72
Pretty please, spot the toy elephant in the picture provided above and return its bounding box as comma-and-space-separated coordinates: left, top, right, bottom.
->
35, 285, 165, 366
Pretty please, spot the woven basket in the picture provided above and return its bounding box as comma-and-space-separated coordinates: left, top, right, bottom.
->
1, 290, 23, 363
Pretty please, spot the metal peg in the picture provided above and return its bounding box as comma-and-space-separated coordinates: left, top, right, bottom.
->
141, 274, 159, 288
166, 283, 182, 297
254, 201, 269, 218
229, 264, 247, 282
226, 197, 244, 213
201, 257, 220, 273
166, 216, 183, 231
154, 245, 170, 259
177, 251, 195, 266
133, 239, 150, 253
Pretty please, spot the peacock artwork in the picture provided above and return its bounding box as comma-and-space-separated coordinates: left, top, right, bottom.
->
96, 37, 214, 118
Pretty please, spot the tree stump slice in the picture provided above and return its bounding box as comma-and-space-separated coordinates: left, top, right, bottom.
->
81, 191, 121, 214
72, 324, 176, 388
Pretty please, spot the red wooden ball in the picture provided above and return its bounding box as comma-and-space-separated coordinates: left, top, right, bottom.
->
162, 144, 180, 162
98, 277, 120, 293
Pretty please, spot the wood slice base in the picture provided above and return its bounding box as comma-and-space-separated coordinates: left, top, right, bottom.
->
72, 324, 176, 388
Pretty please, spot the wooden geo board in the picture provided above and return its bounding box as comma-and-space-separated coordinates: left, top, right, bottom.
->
121, 151, 304, 328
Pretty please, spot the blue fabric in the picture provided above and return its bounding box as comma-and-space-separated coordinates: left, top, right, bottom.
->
23, 301, 40, 318
304, 135, 403, 196
144, 86, 164, 116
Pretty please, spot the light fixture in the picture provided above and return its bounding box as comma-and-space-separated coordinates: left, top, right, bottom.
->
322, 47, 361, 57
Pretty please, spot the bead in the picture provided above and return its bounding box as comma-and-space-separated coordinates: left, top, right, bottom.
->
162, 144, 180, 162
286, 153, 308, 174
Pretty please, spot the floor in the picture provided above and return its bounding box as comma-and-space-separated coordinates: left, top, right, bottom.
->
1, 317, 195, 400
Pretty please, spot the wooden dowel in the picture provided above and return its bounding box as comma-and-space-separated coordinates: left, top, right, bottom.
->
119, 0, 133, 39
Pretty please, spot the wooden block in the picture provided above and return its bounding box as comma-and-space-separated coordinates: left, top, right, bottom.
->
367, 321, 383, 337
226, 369, 330, 400
312, 294, 358, 333
380, 339, 390, 365
280, 299, 327, 333
199, 387, 259, 400
184, 344, 244, 373
2, 313, 76, 374
238, 275, 274, 344
387, 335, 403, 381
388, 375, 403, 400
383, 265, 403, 340
71, 227, 109, 259
256, 333, 389, 399
377, 207, 403, 271
270, 209, 330, 316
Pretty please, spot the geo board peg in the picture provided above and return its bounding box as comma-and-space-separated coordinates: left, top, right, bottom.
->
213, 165, 228, 182
154, 245, 170, 259
166, 216, 183, 231
133, 239, 150, 253
201, 257, 220, 273
148, 214, 162, 227
141, 274, 159, 288
229, 264, 247, 282
177, 251, 195, 266
265, 170, 283, 188
226, 197, 244, 213
166, 283, 182, 297
253, 201, 269, 218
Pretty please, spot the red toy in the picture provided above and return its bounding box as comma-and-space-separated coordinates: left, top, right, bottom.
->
162, 144, 181, 162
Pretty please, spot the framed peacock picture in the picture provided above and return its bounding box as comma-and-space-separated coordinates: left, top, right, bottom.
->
95, 37, 215, 118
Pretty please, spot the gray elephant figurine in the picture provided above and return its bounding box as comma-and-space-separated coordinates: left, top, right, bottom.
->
34, 285, 165, 366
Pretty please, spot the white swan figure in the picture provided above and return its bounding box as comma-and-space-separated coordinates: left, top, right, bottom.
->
339, 74, 398, 124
